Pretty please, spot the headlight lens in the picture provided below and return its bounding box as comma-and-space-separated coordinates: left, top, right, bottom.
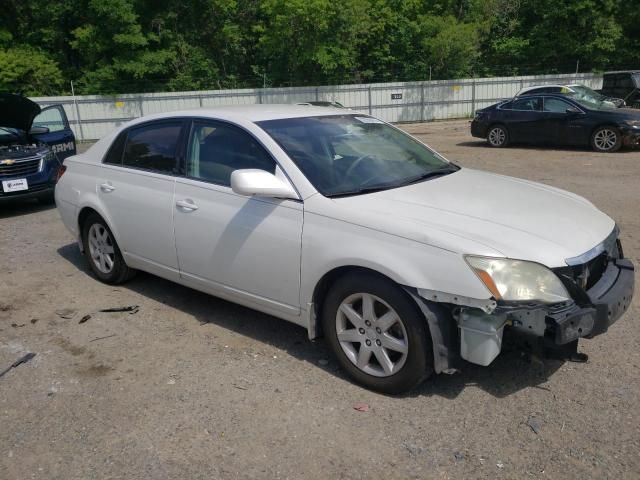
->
465, 256, 570, 303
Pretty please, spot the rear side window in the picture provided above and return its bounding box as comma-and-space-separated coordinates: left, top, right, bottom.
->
103, 131, 127, 165
122, 121, 183, 173
511, 97, 542, 111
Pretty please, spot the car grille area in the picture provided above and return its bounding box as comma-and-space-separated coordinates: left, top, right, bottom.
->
0, 157, 42, 178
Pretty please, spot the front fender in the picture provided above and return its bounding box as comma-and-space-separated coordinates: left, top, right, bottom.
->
300, 211, 493, 332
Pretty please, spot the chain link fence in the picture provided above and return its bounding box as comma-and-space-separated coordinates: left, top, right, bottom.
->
32, 72, 602, 141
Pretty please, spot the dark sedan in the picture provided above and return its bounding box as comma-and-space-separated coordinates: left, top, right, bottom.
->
471, 94, 640, 152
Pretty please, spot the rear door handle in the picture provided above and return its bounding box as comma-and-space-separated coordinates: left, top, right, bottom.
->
176, 199, 199, 211
100, 182, 115, 193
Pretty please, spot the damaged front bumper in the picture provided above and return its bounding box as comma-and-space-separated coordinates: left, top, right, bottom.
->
506, 257, 634, 347
420, 237, 634, 371
621, 126, 640, 147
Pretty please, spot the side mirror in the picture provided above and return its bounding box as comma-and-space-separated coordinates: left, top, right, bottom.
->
29, 126, 50, 135
566, 107, 582, 114
231, 169, 298, 199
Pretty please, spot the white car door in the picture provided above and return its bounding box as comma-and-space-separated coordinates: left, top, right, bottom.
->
98, 120, 186, 281
173, 120, 303, 318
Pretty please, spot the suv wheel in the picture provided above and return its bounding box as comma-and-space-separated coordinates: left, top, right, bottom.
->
487, 125, 509, 148
591, 126, 622, 153
322, 272, 433, 393
81, 213, 135, 284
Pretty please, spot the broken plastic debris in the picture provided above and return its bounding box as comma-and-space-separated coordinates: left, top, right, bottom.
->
55, 308, 77, 319
526, 416, 542, 435
353, 402, 370, 412
99, 305, 139, 314
78, 314, 91, 324
0, 352, 36, 379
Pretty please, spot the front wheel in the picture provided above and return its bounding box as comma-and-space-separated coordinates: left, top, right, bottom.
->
487, 125, 509, 148
322, 272, 433, 394
591, 126, 622, 153
81, 213, 135, 284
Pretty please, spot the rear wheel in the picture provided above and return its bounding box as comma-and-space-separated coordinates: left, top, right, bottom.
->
591, 126, 622, 153
322, 272, 432, 394
81, 213, 135, 284
487, 125, 509, 148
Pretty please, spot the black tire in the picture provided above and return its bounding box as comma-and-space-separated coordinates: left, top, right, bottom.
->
322, 272, 433, 394
486, 124, 510, 148
81, 213, 135, 284
591, 126, 622, 153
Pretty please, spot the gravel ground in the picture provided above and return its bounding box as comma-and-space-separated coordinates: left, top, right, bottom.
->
1, 120, 639, 479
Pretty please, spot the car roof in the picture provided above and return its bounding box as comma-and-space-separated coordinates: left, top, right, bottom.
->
127, 104, 350, 124
518, 84, 566, 94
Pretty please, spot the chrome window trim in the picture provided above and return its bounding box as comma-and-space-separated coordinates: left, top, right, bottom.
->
565, 225, 619, 266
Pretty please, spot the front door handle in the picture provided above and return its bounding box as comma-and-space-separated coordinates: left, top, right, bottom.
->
176, 199, 199, 211
100, 182, 115, 193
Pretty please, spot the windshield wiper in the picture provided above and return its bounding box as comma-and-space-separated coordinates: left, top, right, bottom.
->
326, 165, 459, 198
395, 165, 460, 187
325, 184, 397, 198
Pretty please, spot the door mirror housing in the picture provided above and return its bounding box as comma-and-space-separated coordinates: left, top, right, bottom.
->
231, 169, 298, 199
29, 126, 50, 135
566, 107, 583, 115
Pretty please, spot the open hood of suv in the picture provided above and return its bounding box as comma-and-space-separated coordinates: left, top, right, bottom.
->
0, 93, 41, 132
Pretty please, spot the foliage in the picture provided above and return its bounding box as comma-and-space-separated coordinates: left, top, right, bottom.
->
0, 0, 637, 95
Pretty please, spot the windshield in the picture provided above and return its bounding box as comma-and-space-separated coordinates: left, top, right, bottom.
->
572, 96, 618, 111
568, 85, 604, 102
257, 115, 456, 197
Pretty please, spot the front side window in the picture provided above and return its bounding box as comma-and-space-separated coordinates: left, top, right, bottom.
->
258, 115, 456, 197
186, 121, 275, 186
543, 97, 572, 113
33, 106, 67, 132
632, 73, 640, 88
512, 97, 542, 111
122, 121, 183, 173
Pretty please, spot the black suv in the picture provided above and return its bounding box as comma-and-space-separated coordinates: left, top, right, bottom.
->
599, 71, 640, 109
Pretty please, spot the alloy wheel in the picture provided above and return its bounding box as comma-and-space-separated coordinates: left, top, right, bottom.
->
488, 127, 506, 146
593, 128, 618, 151
87, 223, 116, 274
335, 293, 409, 377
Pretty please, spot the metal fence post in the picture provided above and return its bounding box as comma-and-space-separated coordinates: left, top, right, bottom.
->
368, 85, 372, 115
138, 97, 144, 116
471, 79, 476, 116
70, 81, 85, 142
420, 82, 425, 122
315, 87, 319, 102
258, 88, 263, 104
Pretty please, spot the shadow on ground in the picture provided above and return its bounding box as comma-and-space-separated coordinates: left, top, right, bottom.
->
0, 199, 55, 219
58, 242, 565, 400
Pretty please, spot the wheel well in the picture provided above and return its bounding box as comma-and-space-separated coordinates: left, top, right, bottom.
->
78, 207, 100, 233
311, 266, 404, 338
590, 124, 621, 137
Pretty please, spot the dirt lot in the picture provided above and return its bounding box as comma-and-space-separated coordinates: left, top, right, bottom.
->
1, 120, 639, 479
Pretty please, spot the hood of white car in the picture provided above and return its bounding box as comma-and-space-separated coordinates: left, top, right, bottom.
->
325, 168, 615, 267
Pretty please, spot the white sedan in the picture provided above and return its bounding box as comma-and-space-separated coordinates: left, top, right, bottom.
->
55, 105, 634, 393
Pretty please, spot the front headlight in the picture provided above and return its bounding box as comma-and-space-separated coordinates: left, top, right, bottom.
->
624, 120, 640, 128
465, 256, 570, 303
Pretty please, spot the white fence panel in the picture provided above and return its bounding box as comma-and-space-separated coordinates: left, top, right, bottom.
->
32, 72, 603, 141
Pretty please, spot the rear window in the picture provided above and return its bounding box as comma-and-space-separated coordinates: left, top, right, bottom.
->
103, 131, 127, 165
122, 122, 183, 173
